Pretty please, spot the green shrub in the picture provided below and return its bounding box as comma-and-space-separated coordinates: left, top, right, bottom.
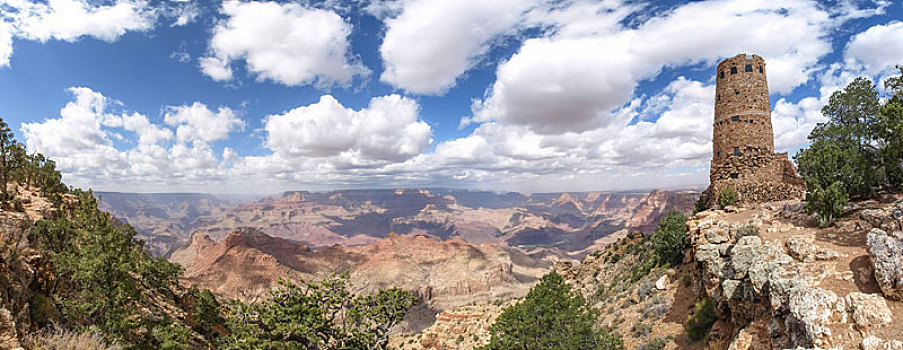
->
652, 212, 687, 267
681, 275, 692, 287
805, 180, 848, 227
693, 195, 707, 214
643, 336, 673, 350
480, 272, 624, 350
149, 320, 191, 350
630, 256, 656, 282
192, 289, 223, 340
220, 274, 416, 349
631, 321, 652, 338
795, 70, 903, 198
31, 190, 185, 347
717, 187, 738, 207
734, 225, 759, 240
685, 298, 717, 341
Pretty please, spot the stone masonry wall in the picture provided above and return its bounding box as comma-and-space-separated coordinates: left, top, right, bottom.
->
713, 54, 773, 159
709, 54, 804, 204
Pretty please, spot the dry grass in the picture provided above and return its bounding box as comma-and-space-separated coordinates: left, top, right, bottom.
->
21, 326, 122, 350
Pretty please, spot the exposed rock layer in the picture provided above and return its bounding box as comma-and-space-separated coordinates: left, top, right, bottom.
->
174, 228, 552, 331
99, 189, 697, 257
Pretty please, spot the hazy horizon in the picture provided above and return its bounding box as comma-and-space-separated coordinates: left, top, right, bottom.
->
93, 185, 707, 198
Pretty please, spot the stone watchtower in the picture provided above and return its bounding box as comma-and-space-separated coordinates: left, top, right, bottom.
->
706, 54, 804, 204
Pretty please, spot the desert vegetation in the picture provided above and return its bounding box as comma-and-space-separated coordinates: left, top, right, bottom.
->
0, 118, 418, 349
480, 272, 624, 350
796, 66, 903, 225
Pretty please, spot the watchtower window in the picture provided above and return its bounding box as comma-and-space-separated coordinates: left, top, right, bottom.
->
759, 66, 763, 73
731, 116, 739, 122
717, 151, 722, 157
733, 147, 740, 156
730, 173, 739, 179
717, 95, 721, 101
735, 90, 739, 95
720, 71, 725, 79
730, 67, 737, 75
745, 64, 752, 72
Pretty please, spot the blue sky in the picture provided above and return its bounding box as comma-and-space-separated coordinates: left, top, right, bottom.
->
0, 0, 901, 194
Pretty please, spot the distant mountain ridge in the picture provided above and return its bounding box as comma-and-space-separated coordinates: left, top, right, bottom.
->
97, 189, 698, 257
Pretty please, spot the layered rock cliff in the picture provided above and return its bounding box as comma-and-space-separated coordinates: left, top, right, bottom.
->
100, 189, 698, 257
173, 228, 552, 331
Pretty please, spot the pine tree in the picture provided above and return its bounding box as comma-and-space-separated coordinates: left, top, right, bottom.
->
0, 118, 15, 201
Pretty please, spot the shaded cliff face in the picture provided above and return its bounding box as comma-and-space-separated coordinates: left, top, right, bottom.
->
100, 189, 698, 257
173, 228, 551, 331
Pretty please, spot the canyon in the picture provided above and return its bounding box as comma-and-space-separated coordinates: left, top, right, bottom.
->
98, 188, 697, 332
98, 189, 698, 258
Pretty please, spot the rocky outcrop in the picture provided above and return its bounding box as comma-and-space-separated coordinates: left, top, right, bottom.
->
861, 204, 903, 232
0, 186, 215, 349
390, 304, 503, 350
846, 292, 893, 328
785, 236, 840, 263
0, 211, 34, 350
866, 228, 903, 300
689, 203, 900, 349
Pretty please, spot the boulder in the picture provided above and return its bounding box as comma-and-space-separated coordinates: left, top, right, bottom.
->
730, 236, 764, 279
861, 335, 903, 350
706, 227, 730, 244
696, 244, 722, 263
786, 288, 846, 348
785, 236, 840, 263
845, 292, 892, 328
655, 275, 669, 290
865, 228, 903, 300
862, 209, 902, 232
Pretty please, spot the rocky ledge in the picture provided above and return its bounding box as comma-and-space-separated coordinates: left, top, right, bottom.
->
689, 199, 903, 349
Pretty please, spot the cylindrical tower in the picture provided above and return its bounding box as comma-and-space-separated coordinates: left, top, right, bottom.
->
705, 54, 805, 205
712, 54, 773, 160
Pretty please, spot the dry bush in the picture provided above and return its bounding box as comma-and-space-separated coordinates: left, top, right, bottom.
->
21, 326, 122, 350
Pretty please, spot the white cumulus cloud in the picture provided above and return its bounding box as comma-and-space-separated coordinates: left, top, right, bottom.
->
0, 0, 204, 67
264, 94, 431, 162
164, 102, 244, 143
6, 0, 156, 42
845, 21, 903, 76
472, 0, 838, 134
0, 22, 13, 67
379, 0, 533, 95
20, 87, 244, 191
21, 87, 129, 177
200, 0, 367, 88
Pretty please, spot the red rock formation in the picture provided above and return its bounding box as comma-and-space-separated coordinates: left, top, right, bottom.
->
174, 229, 552, 316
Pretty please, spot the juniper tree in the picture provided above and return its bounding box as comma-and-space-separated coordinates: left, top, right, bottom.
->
480, 272, 624, 350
